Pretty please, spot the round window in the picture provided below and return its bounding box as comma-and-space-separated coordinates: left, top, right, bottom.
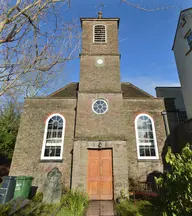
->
92, 99, 108, 114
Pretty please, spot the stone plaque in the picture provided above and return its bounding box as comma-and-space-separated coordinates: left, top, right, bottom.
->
42, 167, 62, 204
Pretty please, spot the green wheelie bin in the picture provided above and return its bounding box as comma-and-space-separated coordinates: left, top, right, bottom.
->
13, 176, 33, 199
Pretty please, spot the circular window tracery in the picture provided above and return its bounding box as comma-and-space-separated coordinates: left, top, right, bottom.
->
92, 99, 108, 114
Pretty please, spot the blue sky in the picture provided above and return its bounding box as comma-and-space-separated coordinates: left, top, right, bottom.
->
51, 0, 192, 96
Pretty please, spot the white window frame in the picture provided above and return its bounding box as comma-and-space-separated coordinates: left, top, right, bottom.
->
93, 24, 107, 43
41, 113, 65, 160
92, 99, 108, 115
135, 114, 159, 160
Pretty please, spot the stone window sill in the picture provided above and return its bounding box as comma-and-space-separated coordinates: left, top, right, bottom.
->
137, 159, 161, 162
39, 159, 63, 163
186, 48, 192, 56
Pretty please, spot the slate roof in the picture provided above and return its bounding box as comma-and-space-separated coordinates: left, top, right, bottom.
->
49, 82, 79, 98
49, 82, 154, 99
121, 82, 154, 98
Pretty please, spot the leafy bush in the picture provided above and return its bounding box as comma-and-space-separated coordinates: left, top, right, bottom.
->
57, 189, 88, 216
0, 101, 21, 160
156, 144, 192, 216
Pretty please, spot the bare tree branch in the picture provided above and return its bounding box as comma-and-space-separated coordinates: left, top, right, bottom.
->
0, 0, 81, 97
121, 0, 178, 12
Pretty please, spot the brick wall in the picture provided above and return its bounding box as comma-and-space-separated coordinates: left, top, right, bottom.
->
75, 93, 126, 140
123, 99, 165, 182
79, 55, 121, 92
9, 98, 76, 191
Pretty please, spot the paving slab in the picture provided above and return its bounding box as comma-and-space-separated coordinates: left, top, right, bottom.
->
86, 201, 116, 216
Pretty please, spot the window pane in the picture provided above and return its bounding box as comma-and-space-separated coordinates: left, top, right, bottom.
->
189, 41, 192, 49
50, 146, 56, 156
150, 140, 155, 147
143, 116, 148, 121
150, 147, 156, 156
56, 147, 61, 157
44, 146, 50, 157
187, 33, 192, 48
48, 123, 53, 129
58, 131, 62, 138
145, 146, 150, 156
49, 118, 53, 123
53, 122, 58, 129
139, 147, 145, 156
138, 131, 144, 139
46, 131, 51, 139
148, 131, 154, 139
52, 116, 57, 120
187, 33, 192, 43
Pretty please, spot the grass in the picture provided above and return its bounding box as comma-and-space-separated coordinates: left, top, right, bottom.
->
0, 189, 88, 216
116, 199, 164, 216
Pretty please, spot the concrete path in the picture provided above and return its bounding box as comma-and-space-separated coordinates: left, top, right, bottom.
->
85, 201, 116, 216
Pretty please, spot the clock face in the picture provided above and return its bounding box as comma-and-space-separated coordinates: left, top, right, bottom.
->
97, 59, 104, 65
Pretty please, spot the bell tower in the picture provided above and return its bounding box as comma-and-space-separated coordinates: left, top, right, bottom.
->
75, 12, 125, 140
79, 12, 121, 93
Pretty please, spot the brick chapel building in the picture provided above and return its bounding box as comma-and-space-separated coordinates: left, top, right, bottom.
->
10, 12, 166, 200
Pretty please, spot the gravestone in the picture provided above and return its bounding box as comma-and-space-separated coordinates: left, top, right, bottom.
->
42, 167, 62, 204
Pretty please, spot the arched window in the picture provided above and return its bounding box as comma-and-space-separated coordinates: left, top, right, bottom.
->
135, 114, 159, 159
41, 114, 65, 160
93, 25, 107, 43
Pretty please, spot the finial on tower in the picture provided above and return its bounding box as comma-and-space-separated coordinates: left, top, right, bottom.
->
98, 11, 103, 18
95, 3, 104, 18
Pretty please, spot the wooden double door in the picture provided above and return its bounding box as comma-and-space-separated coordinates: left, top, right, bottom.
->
87, 149, 113, 200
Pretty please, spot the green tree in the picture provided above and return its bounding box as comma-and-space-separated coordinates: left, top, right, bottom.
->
156, 144, 192, 216
0, 101, 21, 160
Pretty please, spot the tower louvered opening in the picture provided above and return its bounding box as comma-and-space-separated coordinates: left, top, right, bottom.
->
94, 25, 106, 43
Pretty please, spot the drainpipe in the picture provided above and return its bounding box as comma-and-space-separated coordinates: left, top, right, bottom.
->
161, 111, 170, 137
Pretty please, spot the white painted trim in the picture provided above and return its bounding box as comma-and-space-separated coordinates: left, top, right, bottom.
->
41, 113, 65, 160
134, 113, 159, 160
93, 24, 107, 43
92, 98, 108, 115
